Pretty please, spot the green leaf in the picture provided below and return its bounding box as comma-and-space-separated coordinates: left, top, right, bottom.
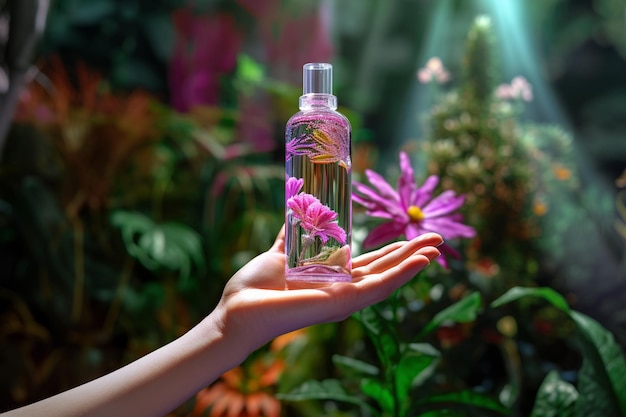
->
490, 287, 626, 416
361, 377, 395, 414
395, 345, 441, 415
530, 370, 578, 417
406, 343, 442, 387
237, 54, 265, 83
490, 286, 571, 313
277, 379, 376, 414
332, 354, 379, 376
416, 292, 482, 339
396, 343, 440, 394
416, 390, 508, 414
356, 306, 400, 366
111, 210, 204, 280
571, 311, 626, 417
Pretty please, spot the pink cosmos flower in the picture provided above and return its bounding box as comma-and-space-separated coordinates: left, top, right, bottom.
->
286, 175, 304, 200
353, 151, 475, 267
287, 193, 346, 245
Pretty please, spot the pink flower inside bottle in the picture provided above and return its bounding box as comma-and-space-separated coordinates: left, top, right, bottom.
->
285, 63, 352, 282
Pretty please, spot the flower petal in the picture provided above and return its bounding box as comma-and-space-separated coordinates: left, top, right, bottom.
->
353, 181, 405, 219
404, 222, 425, 240
364, 169, 401, 202
421, 217, 476, 239
226, 394, 245, 417
260, 394, 281, 417
362, 221, 407, 249
397, 151, 417, 208
414, 175, 439, 207
245, 393, 262, 417
285, 176, 304, 200
436, 243, 463, 268
423, 191, 466, 218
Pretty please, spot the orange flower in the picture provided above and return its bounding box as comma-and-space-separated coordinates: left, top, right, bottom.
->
192, 362, 283, 417
532, 199, 548, 216
552, 164, 571, 181
269, 328, 307, 353
190, 330, 307, 417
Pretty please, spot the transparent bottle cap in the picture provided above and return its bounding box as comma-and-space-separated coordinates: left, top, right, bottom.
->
303, 62, 333, 95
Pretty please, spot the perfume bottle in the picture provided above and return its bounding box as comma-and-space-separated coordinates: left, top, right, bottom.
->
285, 62, 352, 283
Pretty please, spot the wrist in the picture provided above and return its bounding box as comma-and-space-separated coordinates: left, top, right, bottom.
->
191, 306, 251, 373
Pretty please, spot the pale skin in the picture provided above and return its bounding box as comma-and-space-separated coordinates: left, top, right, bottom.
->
1, 227, 443, 417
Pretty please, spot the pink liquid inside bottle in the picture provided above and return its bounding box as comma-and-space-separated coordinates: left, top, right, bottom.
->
285, 63, 352, 283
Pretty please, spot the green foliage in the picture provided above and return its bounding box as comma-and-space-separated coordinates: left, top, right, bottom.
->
280, 292, 506, 417
3, 2, 625, 416
1, 34, 288, 409
278, 379, 378, 414
416, 292, 482, 339
40, 0, 185, 92
461, 16, 497, 109
111, 210, 204, 286
492, 287, 626, 417
530, 371, 578, 417
419, 12, 589, 304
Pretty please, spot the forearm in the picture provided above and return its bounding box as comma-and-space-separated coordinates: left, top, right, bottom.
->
2, 310, 247, 417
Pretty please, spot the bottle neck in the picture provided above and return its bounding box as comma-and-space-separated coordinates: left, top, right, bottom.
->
299, 93, 337, 111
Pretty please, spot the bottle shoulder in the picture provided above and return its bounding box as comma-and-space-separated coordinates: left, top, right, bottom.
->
286, 109, 352, 131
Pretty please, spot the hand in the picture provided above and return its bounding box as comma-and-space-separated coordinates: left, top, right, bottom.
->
216, 226, 443, 354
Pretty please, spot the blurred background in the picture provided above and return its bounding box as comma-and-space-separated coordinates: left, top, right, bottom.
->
1, 0, 625, 416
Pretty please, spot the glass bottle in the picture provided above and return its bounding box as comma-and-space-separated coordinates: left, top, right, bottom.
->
285, 63, 352, 283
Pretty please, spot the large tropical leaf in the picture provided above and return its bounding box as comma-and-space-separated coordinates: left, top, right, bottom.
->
490, 286, 570, 312
530, 370, 578, 417
111, 210, 204, 282
492, 286, 626, 417
571, 311, 626, 417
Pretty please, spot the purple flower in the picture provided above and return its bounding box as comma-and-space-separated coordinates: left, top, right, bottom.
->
287, 193, 347, 245
353, 151, 475, 267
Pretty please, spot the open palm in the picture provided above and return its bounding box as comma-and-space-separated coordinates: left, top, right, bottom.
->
218, 226, 443, 353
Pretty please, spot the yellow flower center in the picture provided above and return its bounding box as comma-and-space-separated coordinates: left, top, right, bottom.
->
407, 205, 425, 222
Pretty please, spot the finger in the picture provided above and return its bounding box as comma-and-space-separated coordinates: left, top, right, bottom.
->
353, 253, 432, 308
351, 241, 405, 268
351, 245, 438, 283
417, 246, 441, 263
269, 224, 286, 253
352, 234, 442, 277
352, 233, 443, 268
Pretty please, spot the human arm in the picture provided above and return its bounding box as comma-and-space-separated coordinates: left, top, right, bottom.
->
1, 227, 442, 417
